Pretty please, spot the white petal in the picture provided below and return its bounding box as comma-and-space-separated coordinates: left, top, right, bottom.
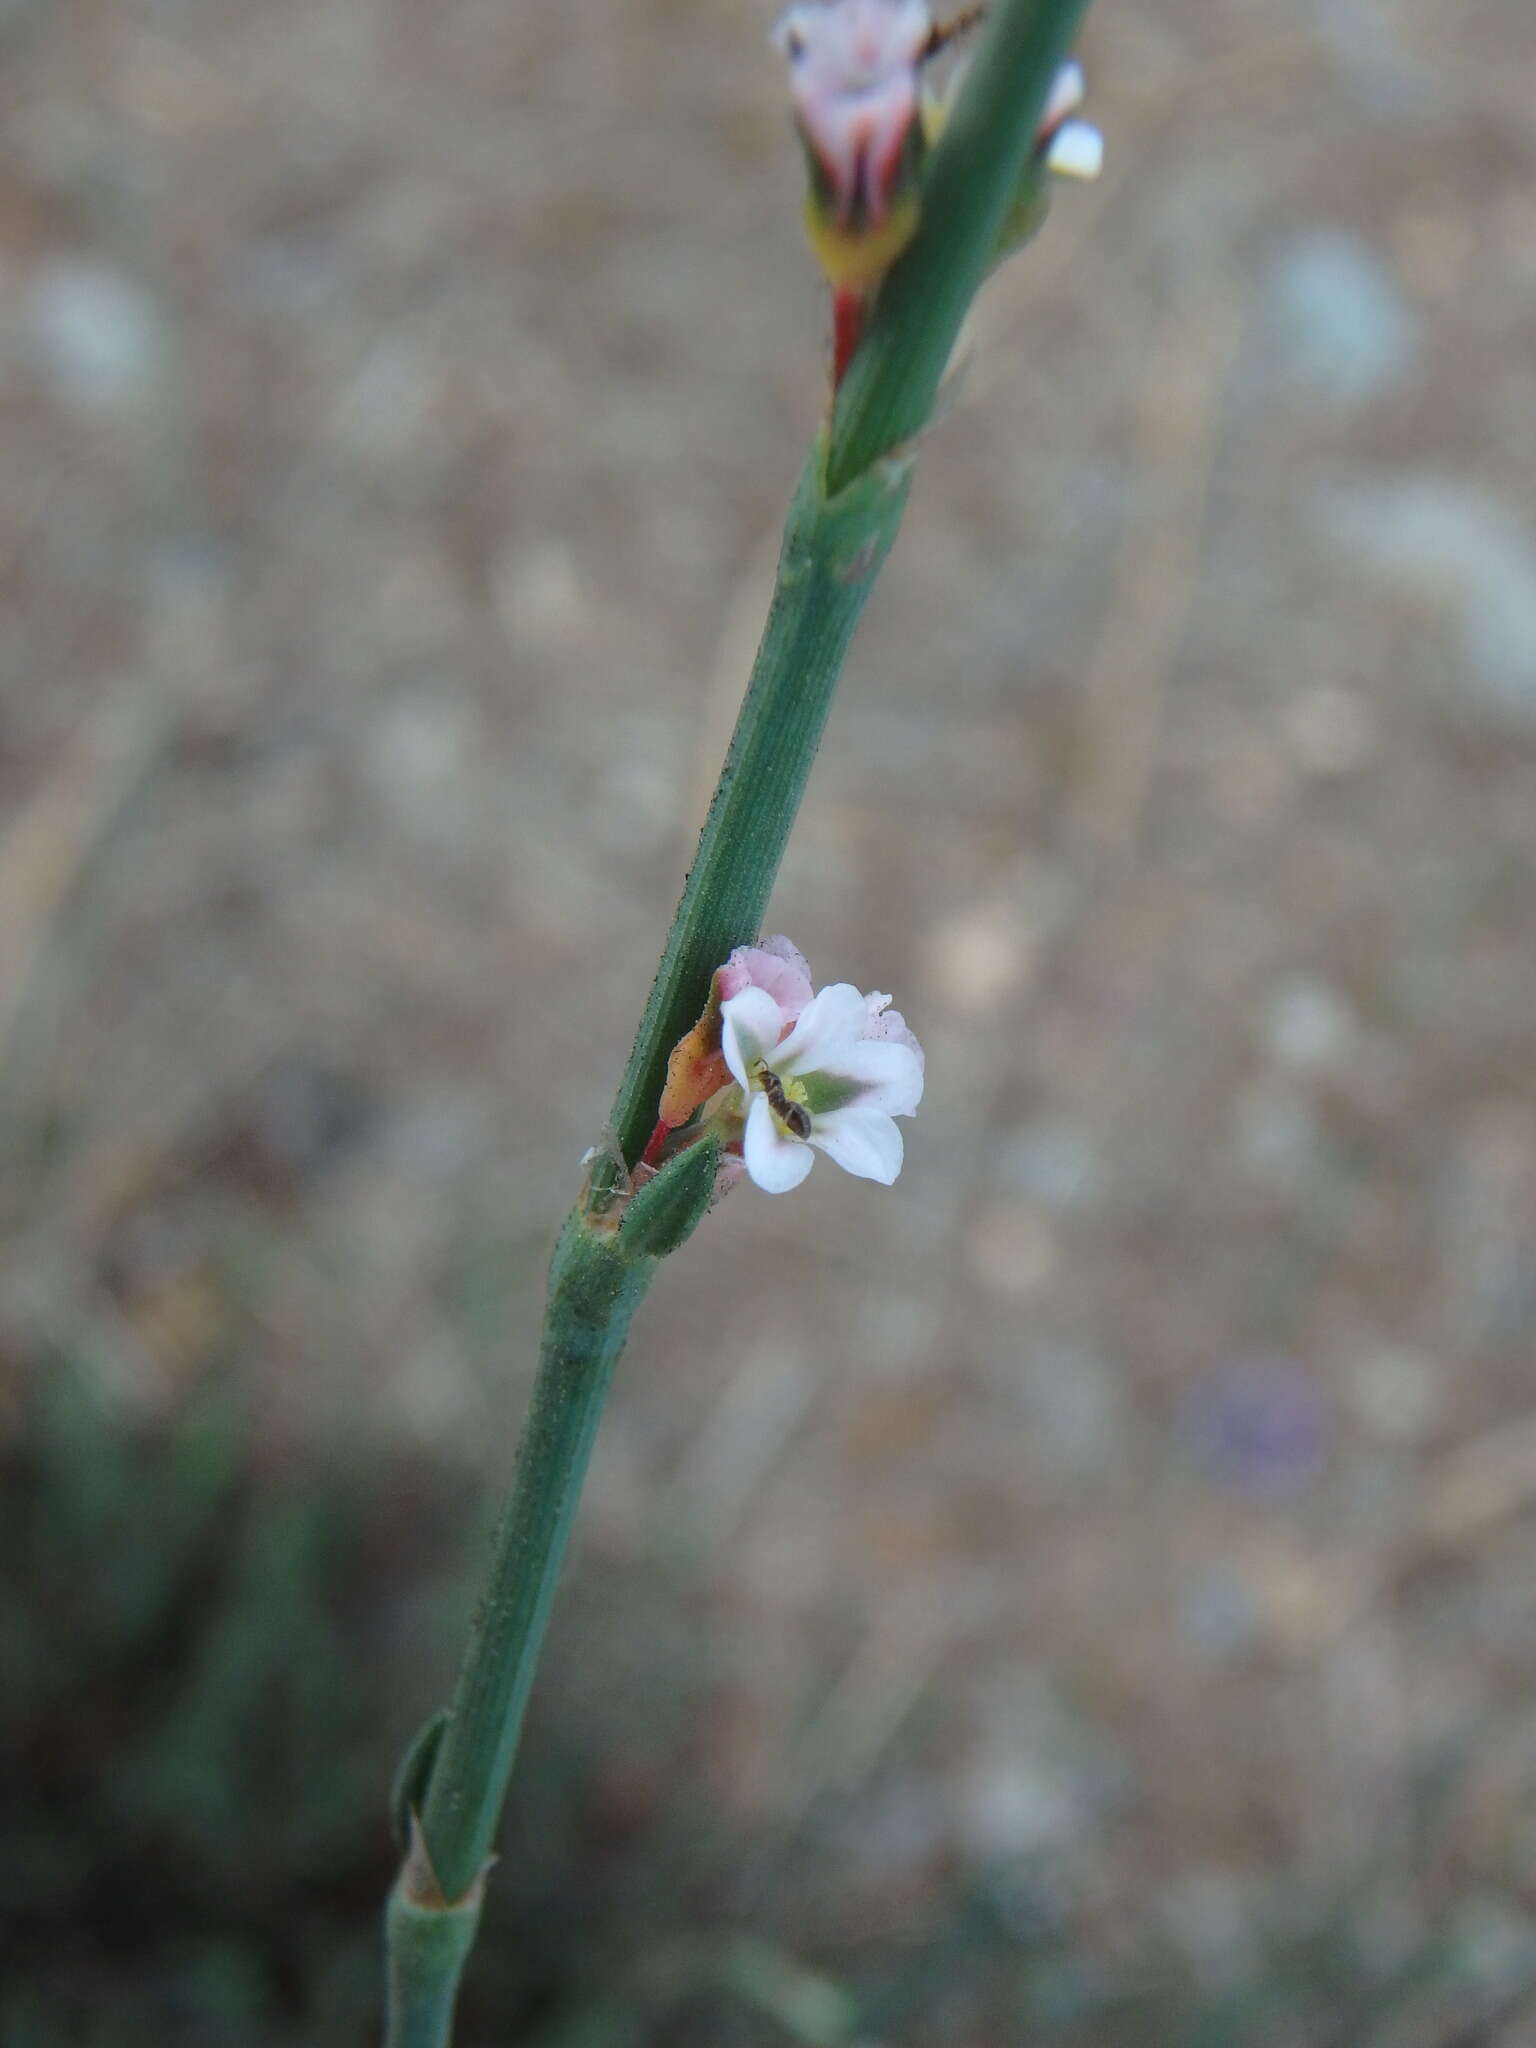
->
810, 1105, 905, 1184
1040, 60, 1085, 133
1045, 120, 1103, 182
820, 1036, 924, 1115
775, 982, 869, 1074
721, 986, 787, 1092
860, 998, 924, 1068
742, 1092, 815, 1193
786, 49, 922, 224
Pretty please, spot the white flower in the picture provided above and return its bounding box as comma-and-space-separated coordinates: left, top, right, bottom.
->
719, 969, 924, 1194
1037, 60, 1103, 182
773, 0, 933, 227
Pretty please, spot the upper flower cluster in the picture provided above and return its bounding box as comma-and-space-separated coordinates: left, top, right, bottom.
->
773, 0, 933, 230
772, 1, 1103, 385
774, 0, 1103, 232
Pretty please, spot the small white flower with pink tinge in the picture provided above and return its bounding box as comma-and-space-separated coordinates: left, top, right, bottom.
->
717, 938, 924, 1193
1036, 59, 1102, 182
773, 0, 932, 228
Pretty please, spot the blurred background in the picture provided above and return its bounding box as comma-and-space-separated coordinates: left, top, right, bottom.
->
4, 0, 1536, 2041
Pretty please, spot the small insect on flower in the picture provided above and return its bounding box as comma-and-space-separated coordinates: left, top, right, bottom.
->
756, 1062, 814, 1141
644, 938, 924, 1197
773, 0, 1103, 385
715, 944, 925, 1194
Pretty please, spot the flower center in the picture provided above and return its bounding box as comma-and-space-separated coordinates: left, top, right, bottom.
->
752, 1060, 812, 1141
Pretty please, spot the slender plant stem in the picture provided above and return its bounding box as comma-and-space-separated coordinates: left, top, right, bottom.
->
384, 0, 1095, 2035
419, 1217, 655, 1903
384, 1876, 483, 2048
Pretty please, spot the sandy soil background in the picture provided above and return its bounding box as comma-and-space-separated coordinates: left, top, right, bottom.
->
5, 0, 1536, 2040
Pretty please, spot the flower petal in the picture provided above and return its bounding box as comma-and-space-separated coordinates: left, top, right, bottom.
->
861, 995, 924, 1066
775, 0, 931, 224
775, 981, 870, 1073
755, 935, 815, 1015
742, 1092, 815, 1193
721, 986, 787, 1092
1045, 120, 1103, 182
1039, 60, 1085, 136
810, 1105, 905, 1184
819, 1036, 924, 1116
718, 936, 814, 1018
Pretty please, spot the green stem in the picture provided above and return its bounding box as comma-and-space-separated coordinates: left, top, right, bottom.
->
384, 1216, 653, 2046
385, 0, 1095, 2032
384, 1864, 484, 2048
419, 1217, 654, 1904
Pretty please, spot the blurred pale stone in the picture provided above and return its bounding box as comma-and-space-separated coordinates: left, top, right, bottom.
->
26, 257, 167, 413
1277, 684, 1375, 776
367, 691, 479, 829
1266, 230, 1417, 406
1262, 977, 1356, 1074
332, 335, 434, 459
1249, 1537, 1356, 1655
387, 1336, 481, 1445
1014, 1343, 1127, 1476
494, 540, 586, 653
959, 1758, 1080, 1857
924, 899, 1036, 1017
1177, 1565, 1264, 1664
993, 1120, 1100, 1212
1316, 477, 1536, 725
1344, 1343, 1445, 1447
959, 1669, 1129, 1859
1231, 1081, 1326, 1190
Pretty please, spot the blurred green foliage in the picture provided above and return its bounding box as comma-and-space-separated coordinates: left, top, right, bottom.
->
6, 1361, 1536, 2046
0, 1365, 432, 2046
